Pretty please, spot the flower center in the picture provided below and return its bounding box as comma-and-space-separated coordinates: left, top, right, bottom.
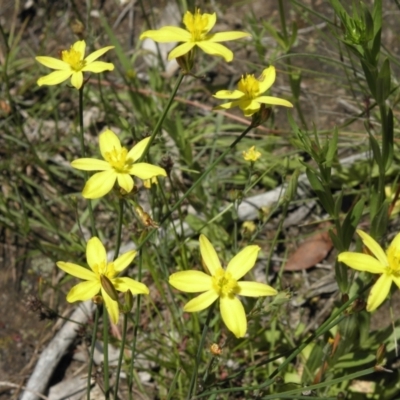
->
238, 74, 261, 99
104, 147, 131, 172
184, 9, 209, 41
212, 269, 239, 297
61, 47, 85, 71
387, 244, 400, 275
92, 260, 116, 279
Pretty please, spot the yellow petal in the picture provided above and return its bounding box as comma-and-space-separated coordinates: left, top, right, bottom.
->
169, 270, 212, 292
357, 230, 388, 266
259, 66, 276, 93
81, 61, 114, 73
101, 287, 119, 324
338, 252, 386, 274
82, 170, 117, 199
213, 90, 244, 100
220, 296, 247, 338
86, 237, 107, 270
84, 46, 114, 64
257, 96, 293, 108
113, 277, 149, 294
366, 273, 392, 312
37, 70, 72, 86
196, 42, 233, 62
127, 137, 150, 162
238, 281, 277, 297
226, 245, 260, 280
70, 71, 83, 89
113, 250, 137, 273
168, 42, 196, 60
117, 173, 134, 193
71, 158, 111, 171
36, 56, 70, 70
183, 290, 219, 312
206, 31, 250, 42
129, 163, 167, 179
57, 261, 96, 281
72, 40, 86, 57
140, 26, 191, 42
213, 100, 239, 111
199, 234, 222, 276
66, 280, 100, 302
99, 129, 121, 159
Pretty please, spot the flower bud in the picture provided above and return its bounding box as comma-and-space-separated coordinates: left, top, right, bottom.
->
100, 275, 118, 301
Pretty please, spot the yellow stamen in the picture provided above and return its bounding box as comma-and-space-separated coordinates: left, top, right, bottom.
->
61, 47, 85, 71
104, 147, 130, 172
184, 9, 209, 41
212, 269, 239, 297
238, 75, 261, 99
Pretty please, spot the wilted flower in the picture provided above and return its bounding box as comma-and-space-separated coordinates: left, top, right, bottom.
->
169, 235, 277, 338
213, 66, 293, 117
338, 230, 400, 312
71, 129, 167, 199
57, 237, 148, 324
140, 9, 250, 62
36, 40, 114, 89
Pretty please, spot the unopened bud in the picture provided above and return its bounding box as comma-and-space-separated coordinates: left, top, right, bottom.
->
124, 290, 134, 312
135, 205, 159, 228
376, 343, 386, 365
92, 295, 103, 305
100, 275, 118, 301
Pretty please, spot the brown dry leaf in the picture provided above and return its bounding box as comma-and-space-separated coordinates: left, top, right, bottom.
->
284, 230, 333, 271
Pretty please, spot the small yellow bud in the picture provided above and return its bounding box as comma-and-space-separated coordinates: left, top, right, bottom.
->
242, 146, 261, 162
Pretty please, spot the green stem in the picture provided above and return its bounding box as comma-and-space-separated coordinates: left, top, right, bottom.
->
114, 313, 128, 399
78, 87, 97, 237
114, 198, 124, 260
103, 306, 110, 399
87, 307, 100, 400
128, 249, 144, 400
187, 302, 216, 400
138, 123, 255, 251
139, 72, 185, 161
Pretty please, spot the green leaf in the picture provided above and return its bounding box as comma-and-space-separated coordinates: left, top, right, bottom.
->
342, 197, 365, 249
306, 169, 335, 216
376, 58, 391, 104
371, 201, 389, 240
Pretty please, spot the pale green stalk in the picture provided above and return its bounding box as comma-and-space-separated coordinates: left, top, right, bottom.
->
187, 302, 216, 399
114, 313, 128, 399
87, 307, 100, 400
78, 87, 98, 237
103, 306, 110, 399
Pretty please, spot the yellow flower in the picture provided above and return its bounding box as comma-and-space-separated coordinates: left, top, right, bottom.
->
139, 9, 250, 62
243, 146, 261, 162
71, 129, 167, 199
169, 235, 277, 338
213, 66, 293, 117
36, 40, 114, 89
338, 230, 400, 312
57, 237, 149, 324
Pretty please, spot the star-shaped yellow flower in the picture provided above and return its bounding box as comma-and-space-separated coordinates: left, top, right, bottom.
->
169, 235, 277, 338
213, 66, 293, 117
71, 129, 167, 199
243, 146, 261, 162
139, 9, 250, 62
57, 237, 149, 324
36, 40, 114, 89
338, 230, 400, 312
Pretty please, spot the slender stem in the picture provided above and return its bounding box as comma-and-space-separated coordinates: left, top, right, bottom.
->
114, 198, 124, 260
87, 307, 100, 400
187, 302, 216, 400
128, 248, 144, 400
138, 123, 255, 251
78, 87, 97, 237
139, 72, 185, 161
103, 306, 110, 399
114, 313, 128, 399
